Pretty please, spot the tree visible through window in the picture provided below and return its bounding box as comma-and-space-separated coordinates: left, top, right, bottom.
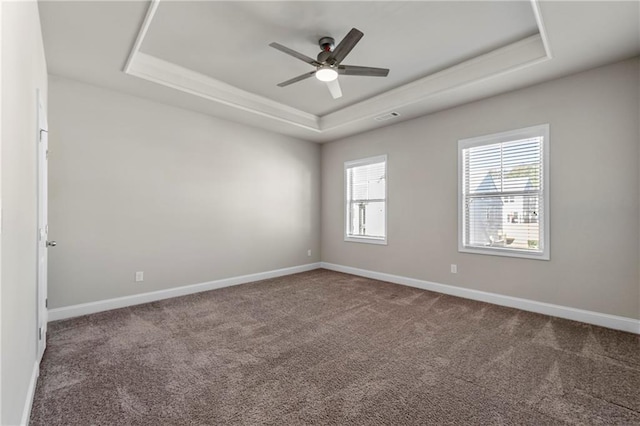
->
458, 125, 549, 259
345, 155, 387, 244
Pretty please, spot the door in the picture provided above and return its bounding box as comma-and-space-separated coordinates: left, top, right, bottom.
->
36, 91, 50, 361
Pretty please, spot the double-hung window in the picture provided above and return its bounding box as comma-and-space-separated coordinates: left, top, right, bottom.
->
345, 155, 387, 244
458, 124, 549, 259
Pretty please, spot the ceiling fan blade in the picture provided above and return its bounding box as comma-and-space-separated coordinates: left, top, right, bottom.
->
269, 42, 320, 66
326, 79, 342, 99
331, 28, 364, 64
277, 71, 316, 87
338, 65, 389, 77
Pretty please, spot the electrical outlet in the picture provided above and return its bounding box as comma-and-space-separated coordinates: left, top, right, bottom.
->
135, 271, 144, 282
450, 264, 458, 274
307, 249, 312, 257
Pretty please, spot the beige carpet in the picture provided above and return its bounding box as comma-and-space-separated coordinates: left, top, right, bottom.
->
31, 269, 640, 425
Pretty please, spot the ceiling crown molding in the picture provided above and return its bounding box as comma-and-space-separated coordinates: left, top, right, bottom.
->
321, 34, 548, 132
123, 0, 552, 137
127, 51, 321, 131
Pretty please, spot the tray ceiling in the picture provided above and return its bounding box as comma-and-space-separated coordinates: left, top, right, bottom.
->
39, 1, 640, 142
139, 1, 539, 116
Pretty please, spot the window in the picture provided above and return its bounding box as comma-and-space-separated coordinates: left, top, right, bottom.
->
458, 124, 549, 260
345, 155, 387, 244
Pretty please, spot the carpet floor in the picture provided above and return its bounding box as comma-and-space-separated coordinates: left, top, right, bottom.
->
31, 269, 640, 425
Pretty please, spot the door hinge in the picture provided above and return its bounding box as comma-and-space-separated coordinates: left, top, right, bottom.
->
39, 327, 42, 340
46, 298, 48, 308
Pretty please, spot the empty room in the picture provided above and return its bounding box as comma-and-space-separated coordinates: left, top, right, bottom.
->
2, 0, 639, 424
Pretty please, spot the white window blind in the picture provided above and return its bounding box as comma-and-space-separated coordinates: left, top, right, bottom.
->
345, 155, 387, 244
459, 125, 549, 259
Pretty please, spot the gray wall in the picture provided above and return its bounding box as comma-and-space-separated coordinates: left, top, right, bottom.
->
1, 1, 48, 424
48, 77, 320, 308
322, 58, 640, 320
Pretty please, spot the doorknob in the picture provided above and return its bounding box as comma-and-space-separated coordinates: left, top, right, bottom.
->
46, 241, 57, 247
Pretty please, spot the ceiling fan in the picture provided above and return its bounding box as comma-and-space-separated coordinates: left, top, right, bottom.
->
269, 28, 390, 99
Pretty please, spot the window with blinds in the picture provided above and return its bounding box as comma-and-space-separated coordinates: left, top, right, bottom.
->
345, 155, 387, 244
458, 125, 549, 260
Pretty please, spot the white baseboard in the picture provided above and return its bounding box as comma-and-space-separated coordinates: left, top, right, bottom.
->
48, 260, 639, 334
20, 360, 39, 426
321, 262, 640, 334
49, 263, 321, 322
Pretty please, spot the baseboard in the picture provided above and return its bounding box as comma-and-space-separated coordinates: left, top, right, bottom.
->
20, 360, 39, 426
320, 262, 640, 334
48, 260, 639, 333
49, 263, 322, 322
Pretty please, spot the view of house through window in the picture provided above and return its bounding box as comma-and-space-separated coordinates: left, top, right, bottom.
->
345, 155, 387, 244
459, 125, 549, 259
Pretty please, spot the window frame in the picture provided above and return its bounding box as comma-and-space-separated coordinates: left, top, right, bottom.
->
458, 124, 550, 260
344, 155, 388, 245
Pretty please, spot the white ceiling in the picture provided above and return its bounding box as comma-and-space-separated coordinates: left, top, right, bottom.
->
39, 1, 639, 143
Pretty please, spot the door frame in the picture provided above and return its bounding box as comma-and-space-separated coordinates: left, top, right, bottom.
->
36, 89, 48, 362
0, 0, 3, 420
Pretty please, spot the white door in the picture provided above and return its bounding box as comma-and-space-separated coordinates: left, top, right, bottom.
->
37, 91, 51, 361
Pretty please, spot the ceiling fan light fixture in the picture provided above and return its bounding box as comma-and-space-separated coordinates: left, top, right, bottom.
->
270, 28, 389, 97
315, 66, 338, 82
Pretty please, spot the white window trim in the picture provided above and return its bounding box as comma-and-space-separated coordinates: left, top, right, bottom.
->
458, 124, 550, 260
344, 154, 388, 245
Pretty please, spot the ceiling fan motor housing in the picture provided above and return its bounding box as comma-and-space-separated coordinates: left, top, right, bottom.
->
319, 36, 335, 52
317, 37, 335, 64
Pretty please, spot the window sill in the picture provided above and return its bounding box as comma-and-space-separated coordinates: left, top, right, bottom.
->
459, 245, 549, 260
345, 235, 387, 245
